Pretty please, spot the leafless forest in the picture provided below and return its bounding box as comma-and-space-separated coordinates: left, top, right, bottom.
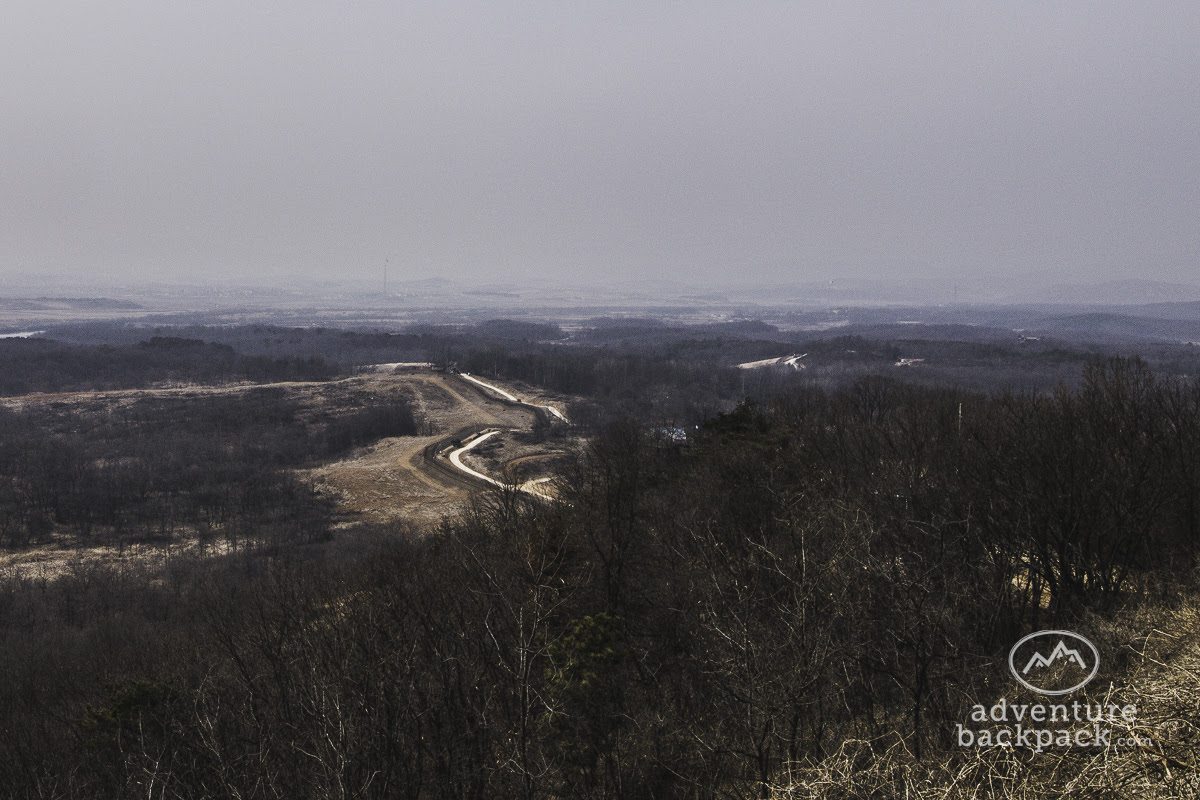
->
0, 313, 1199, 798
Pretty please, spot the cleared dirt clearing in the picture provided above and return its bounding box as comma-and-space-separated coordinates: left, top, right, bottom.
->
304, 371, 553, 525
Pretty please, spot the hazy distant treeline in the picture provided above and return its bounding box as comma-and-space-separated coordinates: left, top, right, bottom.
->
0, 336, 338, 395
26, 320, 1200, 416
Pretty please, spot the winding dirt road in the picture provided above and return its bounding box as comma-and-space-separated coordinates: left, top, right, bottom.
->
312, 370, 567, 524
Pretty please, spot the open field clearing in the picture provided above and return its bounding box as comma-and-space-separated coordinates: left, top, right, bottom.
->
308, 370, 574, 523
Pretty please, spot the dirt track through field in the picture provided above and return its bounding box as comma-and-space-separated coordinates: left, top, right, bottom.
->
307, 371, 540, 526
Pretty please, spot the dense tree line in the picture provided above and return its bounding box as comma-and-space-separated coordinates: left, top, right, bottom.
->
0, 336, 339, 396
0, 357, 1196, 797
0, 389, 418, 550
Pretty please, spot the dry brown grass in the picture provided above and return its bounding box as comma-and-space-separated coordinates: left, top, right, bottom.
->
770, 595, 1200, 798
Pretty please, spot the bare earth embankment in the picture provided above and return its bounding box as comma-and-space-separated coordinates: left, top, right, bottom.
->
308, 369, 573, 525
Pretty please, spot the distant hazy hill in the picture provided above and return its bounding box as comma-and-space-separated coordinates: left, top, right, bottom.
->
392, 278, 462, 293
723, 277, 1200, 308
0, 297, 143, 311
1039, 312, 1200, 343
1129, 301, 1200, 321
1030, 279, 1200, 306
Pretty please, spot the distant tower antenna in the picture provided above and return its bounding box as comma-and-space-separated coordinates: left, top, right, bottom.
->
384, 258, 388, 296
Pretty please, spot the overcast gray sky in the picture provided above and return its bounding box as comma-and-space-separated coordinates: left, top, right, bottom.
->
1, 1, 1197, 291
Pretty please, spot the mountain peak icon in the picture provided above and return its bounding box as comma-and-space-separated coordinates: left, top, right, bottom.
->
1022, 640, 1087, 675
1009, 630, 1100, 695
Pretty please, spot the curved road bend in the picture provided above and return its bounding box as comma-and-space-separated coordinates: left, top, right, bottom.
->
447, 430, 556, 501
448, 430, 503, 486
